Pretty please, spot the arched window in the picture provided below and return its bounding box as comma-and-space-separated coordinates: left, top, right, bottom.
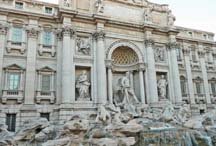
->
209, 78, 216, 95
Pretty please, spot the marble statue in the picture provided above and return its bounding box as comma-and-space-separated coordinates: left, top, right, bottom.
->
143, 6, 153, 23
76, 71, 91, 99
95, 105, 111, 124
76, 38, 91, 55
157, 75, 168, 100
63, 0, 70, 7
119, 72, 139, 104
167, 10, 176, 26
95, 0, 104, 13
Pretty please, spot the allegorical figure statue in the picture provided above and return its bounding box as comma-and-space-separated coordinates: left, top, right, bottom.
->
63, 0, 70, 7
119, 72, 139, 104
167, 10, 176, 26
95, 0, 104, 13
143, 6, 153, 23
76, 71, 91, 99
157, 75, 168, 100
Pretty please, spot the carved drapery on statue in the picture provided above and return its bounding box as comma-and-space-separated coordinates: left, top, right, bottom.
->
157, 75, 168, 100
76, 70, 91, 100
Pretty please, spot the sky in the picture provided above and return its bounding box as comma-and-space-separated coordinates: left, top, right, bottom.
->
41, 0, 216, 39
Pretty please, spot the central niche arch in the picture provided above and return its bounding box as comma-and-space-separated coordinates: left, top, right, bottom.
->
111, 46, 139, 66
107, 40, 143, 71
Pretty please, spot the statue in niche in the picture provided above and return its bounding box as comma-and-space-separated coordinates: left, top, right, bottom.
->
154, 47, 165, 62
76, 38, 91, 55
117, 72, 139, 105
76, 70, 91, 100
167, 10, 176, 26
63, 0, 70, 7
95, 0, 104, 13
143, 6, 153, 23
157, 75, 168, 100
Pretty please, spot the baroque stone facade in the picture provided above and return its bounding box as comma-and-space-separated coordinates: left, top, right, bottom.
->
0, 0, 215, 132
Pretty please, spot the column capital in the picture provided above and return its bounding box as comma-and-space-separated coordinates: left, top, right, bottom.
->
198, 50, 205, 58
182, 48, 190, 56
144, 39, 154, 47
138, 62, 146, 71
166, 42, 179, 50
93, 30, 105, 40
62, 26, 76, 37
0, 25, 8, 35
26, 27, 40, 38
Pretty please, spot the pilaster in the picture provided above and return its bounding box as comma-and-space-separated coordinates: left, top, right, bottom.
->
198, 44, 211, 104
0, 25, 8, 97
24, 26, 39, 105
183, 45, 195, 104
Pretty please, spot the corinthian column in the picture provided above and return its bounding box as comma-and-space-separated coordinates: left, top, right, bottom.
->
183, 46, 195, 104
167, 42, 182, 104
145, 39, 158, 103
0, 25, 7, 97
61, 26, 76, 104
25, 27, 39, 104
139, 66, 146, 104
198, 46, 211, 104
93, 30, 107, 104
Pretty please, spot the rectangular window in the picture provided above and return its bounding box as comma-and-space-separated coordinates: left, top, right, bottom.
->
43, 31, 52, 46
45, 7, 52, 14
176, 48, 182, 61
12, 27, 23, 43
8, 73, 20, 90
191, 50, 197, 62
41, 75, 51, 91
15, 2, 23, 9
196, 82, 202, 94
40, 113, 50, 121
211, 83, 216, 95
181, 81, 187, 95
6, 114, 16, 132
